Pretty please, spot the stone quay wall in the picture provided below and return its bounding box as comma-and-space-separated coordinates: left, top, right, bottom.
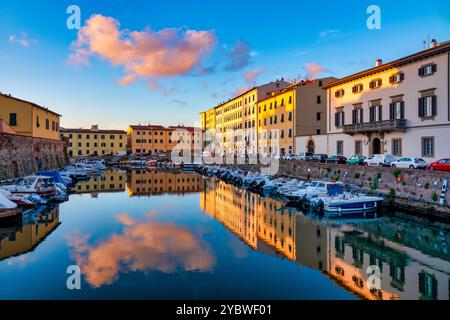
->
0, 133, 68, 180
225, 159, 450, 221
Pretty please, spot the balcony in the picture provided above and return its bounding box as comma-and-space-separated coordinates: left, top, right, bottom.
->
343, 119, 407, 135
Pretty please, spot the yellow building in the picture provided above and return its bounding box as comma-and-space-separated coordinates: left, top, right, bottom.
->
127, 124, 202, 156
0, 93, 61, 140
257, 78, 336, 155
126, 170, 203, 196
60, 125, 127, 157
199, 80, 291, 156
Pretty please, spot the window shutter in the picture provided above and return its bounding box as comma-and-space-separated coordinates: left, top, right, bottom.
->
342, 112, 345, 126
390, 103, 394, 119
369, 82, 373, 89
352, 110, 356, 124
400, 102, 405, 119
360, 109, 364, 123
389, 76, 394, 84
418, 98, 424, 117
369, 107, 374, 122
418, 273, 425, 295
379, 105, 383, 121
418, 67, 424, 76
335, 113, 339, 127
400, 73, 405, 81
432, 64, 437, 73
432, 95, 437, 116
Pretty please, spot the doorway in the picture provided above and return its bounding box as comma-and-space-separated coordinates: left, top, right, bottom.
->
372, 138, 381, 155
307, 140, 315, 154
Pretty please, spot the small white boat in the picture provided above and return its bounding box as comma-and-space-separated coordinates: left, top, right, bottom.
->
0, 176, 57, 195
85, 160, 106, 170
318, 193, 384, 217
0, 192, 18, 211
60, 165, 88, 178
289, 181, 344, 201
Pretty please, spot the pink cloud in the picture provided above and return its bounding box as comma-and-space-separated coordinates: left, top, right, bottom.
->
8, 33, 34, 48
67, 214, 216, 288
244, 68, 262, 84
225, 41, 252, 71
69, 14, 217, 83
303, 62, 331, 80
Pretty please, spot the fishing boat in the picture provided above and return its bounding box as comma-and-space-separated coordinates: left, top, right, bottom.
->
0, 176, 61, 201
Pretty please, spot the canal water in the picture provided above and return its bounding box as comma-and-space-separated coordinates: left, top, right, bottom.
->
0, 169, 449, 300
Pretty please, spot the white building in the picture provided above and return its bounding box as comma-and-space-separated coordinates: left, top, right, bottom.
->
297, 39, 450, 162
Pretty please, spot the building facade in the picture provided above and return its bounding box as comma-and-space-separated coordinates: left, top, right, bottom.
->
127, 124, 202, 156
297, 40, 450, 162
61, 125, 127, 157
0, 93, 61, 140
258, 78, 335, 155
200, 80, 290, 156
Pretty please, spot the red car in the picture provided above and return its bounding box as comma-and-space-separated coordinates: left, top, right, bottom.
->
428, 159, 450, 171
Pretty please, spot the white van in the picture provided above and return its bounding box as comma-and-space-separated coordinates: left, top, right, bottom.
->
364, 154, 396, 167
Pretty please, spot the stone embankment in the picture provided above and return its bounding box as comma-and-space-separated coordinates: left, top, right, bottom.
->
0, 133, 68, 180
225, 159, 450, 221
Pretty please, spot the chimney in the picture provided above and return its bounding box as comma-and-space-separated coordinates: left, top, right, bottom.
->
375, 59, 383, 67
430, 39, 438, 48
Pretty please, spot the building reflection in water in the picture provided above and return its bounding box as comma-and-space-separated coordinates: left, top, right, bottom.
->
0, 206, 60, 262
126, 170, 203, 197
74, 169, 127, 196
200, 179, 450, 300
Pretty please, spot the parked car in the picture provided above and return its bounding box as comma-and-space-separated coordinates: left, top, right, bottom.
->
391, 157, 428, 169
298, 152, 313, 161
347, 155, 366, 165
364, 154, 396, 167
309, 154, 328, 163
326, 155, 347, 164
427, 158, 450, 171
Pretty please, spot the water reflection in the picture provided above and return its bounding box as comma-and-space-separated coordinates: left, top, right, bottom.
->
0, 206, 60, 261
67, 213, 216, 288
127, 170, 203, 196
73, 169, 126, 196
200, 178, 450, 300
0, 169, 449, 300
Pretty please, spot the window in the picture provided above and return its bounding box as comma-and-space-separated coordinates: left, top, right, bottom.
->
352, 84, 364, 93
317, 129, 321, 135
110, 135, 115, 139
419, 64, 437, 77
86, 142, 90, 147
288, 112, 292, 121
274, 116, 277, 124
369, 79, 382, 89
337, 141, 344, 156
9, 113, 17, 126
370, 105, 382, 122
421, 137, 434, 157
419, 95, 437, 118
280, 114, 284, 123
355, 140, 363, 155
335, 89, 345, 98
317, 96, 322, 104
392, 139, 402, 156
36, 116, 40, 128
352, 108, 363, 124
316, 112, 321, 121
46, 119, 49, 129
389, 73, 405, 84
390, 101, 405, 120
288, 129, 292, 138
335, 110, 345, 127
288, 96, 292, 104
281, 130, 284, 138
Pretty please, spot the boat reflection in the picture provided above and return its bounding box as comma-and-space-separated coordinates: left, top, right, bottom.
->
0, 206, 60, 261
126, 170, 203, 197
200, 178, 450, 300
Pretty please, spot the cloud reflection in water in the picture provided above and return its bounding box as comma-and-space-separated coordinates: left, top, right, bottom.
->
67, 214, 216, 288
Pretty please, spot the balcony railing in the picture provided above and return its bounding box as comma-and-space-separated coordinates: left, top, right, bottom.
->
343, 119, 407, 134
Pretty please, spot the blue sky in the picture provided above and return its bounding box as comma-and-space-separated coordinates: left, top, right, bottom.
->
1, 0, 449, 129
